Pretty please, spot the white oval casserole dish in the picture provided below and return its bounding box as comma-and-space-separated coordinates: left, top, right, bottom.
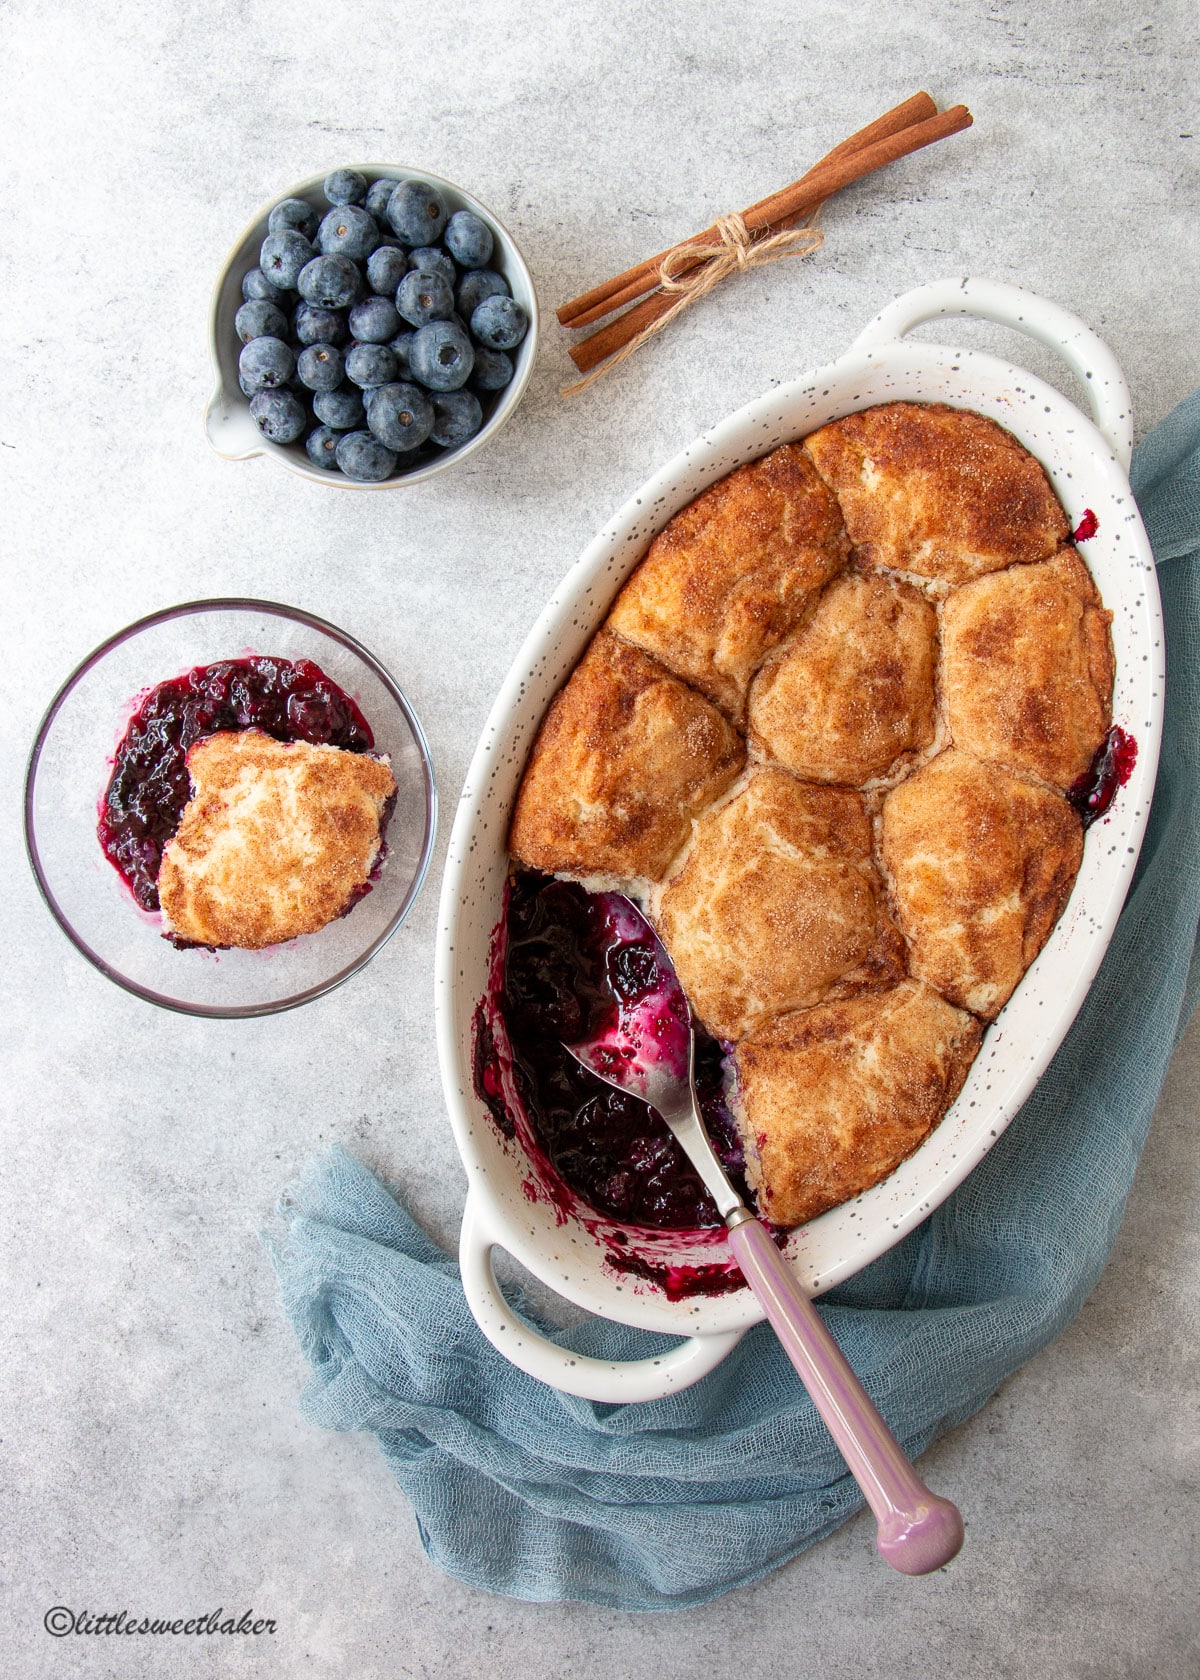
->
435, 277, 1165, 1403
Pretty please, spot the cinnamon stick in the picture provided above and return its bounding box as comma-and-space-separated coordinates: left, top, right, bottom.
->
565, 102, 973, 378
557, 91, 938, 330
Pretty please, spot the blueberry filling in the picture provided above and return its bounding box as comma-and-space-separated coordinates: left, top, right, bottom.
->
1067, 725, 1138, 827
98, 655, 374, 912
475, 871, 752, 1231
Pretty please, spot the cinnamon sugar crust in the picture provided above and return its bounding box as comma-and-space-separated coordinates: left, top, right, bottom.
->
506, 404, 1111, 1230
880, 748, 1083, 1019
158, 730, 395, 950
747, 568, 938, 784
652, 766, 904, 1041
941, 548, 1115, 786
805, 402, 1068, 586
507, 630, 745, 882
606, 442, 849, 716
733, 981, 983, 1228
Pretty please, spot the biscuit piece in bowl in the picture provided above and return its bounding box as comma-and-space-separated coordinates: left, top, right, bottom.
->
158, 730, 396, 949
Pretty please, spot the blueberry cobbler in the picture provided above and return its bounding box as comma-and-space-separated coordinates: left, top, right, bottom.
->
98, 655, 395, 949
478, 403, 1134, 1236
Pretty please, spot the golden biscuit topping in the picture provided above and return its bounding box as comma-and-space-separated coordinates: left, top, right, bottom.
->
748, 568, 938, 784
880, 749, 1083, 1018
805, 401, 1069, 585
734, 981, 983, 1228
606, 442, 848, 715
158, 730, 395, 950
652, 768, 904, 1041
508, 631, 744, 883
941, 547, 1115, 786
506, 403, 1114, 1226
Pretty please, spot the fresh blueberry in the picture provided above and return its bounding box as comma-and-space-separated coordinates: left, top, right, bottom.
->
297, 343, 345, 392
388, 332, 416, 377
259, 229, 313, 290
456, 268, 509, 318
293, 302, 348, 346
316, 205, 380, 262
430, 389, 484, 448
268, 197, 319, 241
470, 345, 514, 391
386, 179, 449, 246
297, 254, 361, 309
396, 269, 454, 328
408, 318, 474, 391
444, 210, 493, 269
365, 177, 400, 219
470, 294, 528, 350
242, 266, 287, 302
408, 246, 456, 287
249, 388, 306, 443
305, 424, 342, 469
367, 244, 410, 296
238, 336, 295, 395
336, 430, 397, 481
365, 381, 434, 451
313, 386, 365, 429
348, 295, 402, 343
235, 297, 288, 343
323, 168, 368, 206
344, 342, 398, 388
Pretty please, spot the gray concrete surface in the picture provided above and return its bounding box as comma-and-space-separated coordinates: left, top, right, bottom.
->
2, 1, 1198, 1675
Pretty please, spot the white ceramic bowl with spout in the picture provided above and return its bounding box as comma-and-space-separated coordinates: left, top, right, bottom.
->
435, 277, 1164, 1403
205, 166, 539, 487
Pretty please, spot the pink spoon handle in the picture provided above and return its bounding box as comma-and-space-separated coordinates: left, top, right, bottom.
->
726, 1213, 963, 1575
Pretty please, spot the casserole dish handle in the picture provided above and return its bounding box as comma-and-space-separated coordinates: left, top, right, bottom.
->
853, 276, 1133, 470
460, 1192, 744, 1402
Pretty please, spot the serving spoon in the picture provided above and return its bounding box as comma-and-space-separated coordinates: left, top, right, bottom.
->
565, 907, 964, 1577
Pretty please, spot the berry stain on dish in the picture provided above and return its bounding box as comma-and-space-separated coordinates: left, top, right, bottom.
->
1067, 725, 1138, 826
1072, 508, 1099, 541
98, 656, 393, 948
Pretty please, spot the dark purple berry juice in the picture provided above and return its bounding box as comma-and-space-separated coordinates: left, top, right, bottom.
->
477, 870, 751, 1231
98, 656, 373, 910
1067, 726, 1138, 828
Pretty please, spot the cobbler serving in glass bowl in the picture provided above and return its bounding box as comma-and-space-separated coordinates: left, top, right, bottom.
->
25, 599, 436, 1016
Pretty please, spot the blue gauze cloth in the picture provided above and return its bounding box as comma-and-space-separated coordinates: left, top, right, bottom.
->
270, 391, 1200, 1612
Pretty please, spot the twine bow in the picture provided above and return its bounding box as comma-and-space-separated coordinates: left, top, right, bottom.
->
561, 213, 824, 396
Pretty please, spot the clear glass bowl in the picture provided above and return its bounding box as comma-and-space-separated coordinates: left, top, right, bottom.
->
24, 599, 437, 1017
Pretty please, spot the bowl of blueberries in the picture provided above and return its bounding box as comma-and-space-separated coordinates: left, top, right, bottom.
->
206, 166, 538, 485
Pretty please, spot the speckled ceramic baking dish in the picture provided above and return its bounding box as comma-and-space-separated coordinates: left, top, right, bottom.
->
435, 277, 1164, 1402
